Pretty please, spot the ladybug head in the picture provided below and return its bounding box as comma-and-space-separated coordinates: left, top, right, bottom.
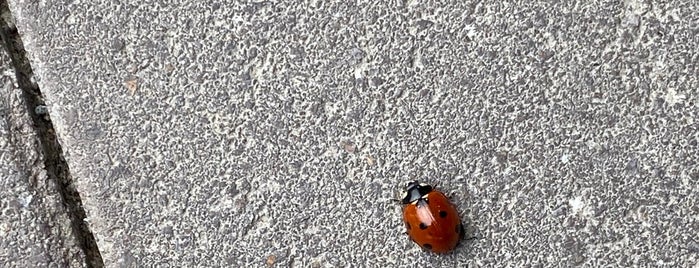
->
401, 181, 433, 204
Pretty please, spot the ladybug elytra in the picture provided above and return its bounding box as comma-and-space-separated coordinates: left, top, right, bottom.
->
401, 181, 465, 253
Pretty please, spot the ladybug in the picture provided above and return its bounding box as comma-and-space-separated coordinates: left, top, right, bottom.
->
401, 181, 464, 253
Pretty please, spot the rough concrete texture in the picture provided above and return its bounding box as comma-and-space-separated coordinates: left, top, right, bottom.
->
0, 36, 85, 267
7, 0, 699, 267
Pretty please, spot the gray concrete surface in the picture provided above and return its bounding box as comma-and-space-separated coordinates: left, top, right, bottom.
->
6, 0, 699, 267
0, 35, 85, 267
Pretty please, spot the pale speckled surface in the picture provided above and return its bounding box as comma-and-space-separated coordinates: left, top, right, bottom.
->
0, 37, 85, 267
6, 0, 699, 267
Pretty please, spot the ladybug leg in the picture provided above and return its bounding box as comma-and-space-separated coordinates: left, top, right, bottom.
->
456, 224, 478, 247
461, 235, 479, 247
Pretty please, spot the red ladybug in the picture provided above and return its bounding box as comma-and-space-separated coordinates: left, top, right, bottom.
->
401, 181, 464, 253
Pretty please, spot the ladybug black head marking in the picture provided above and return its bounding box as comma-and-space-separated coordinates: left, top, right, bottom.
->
401, 181, 433, 204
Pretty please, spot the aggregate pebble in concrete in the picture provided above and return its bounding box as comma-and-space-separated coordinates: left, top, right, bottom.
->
8, 0, 699, 267
0, 36, 85, 267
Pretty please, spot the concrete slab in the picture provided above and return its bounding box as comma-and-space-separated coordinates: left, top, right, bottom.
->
7, 0, 699, 267
0, 29, 85, 267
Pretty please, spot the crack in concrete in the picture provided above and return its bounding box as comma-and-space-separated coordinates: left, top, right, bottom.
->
0, 2, 105, 267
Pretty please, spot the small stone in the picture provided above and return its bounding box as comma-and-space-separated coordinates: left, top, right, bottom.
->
125, 77, 138, 95
266, 255, 276, 267
365, 155, 375, 166
341, 141, 356, 153
34, 105, 48, 115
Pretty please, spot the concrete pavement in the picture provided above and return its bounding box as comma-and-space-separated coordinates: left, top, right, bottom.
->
0, 36, 85, 267
2, 0, 698, 267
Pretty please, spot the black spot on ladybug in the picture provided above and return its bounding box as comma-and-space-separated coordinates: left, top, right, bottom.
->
419, 223, 428, 230
423, 243, 433, 250
405, 222, 411, 230
439, 210, 447, 218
